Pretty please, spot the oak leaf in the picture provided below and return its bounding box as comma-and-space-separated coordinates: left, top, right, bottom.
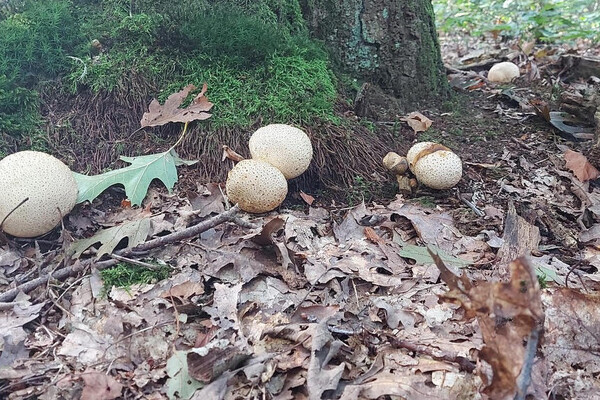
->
141, 83, 213, 128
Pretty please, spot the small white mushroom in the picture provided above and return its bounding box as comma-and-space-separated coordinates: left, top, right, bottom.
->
407, 142, 462, 190
225, 159, 288, 213
0, 151, 78, 237
487, 61, 520, 83
249, 124, 313, 179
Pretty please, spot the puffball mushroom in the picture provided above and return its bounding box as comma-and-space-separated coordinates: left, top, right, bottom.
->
487, 61, 520, 83
226, 159, 288, 213
249, 124, 313, 179
0, 150, 78, 237
383, 152, 408, 175
406, 142, 462, 190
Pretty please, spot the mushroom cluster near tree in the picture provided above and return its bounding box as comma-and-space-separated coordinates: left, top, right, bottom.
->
0, 151, 79, 237
383, 142, 462, 192
225, 124, 313, 213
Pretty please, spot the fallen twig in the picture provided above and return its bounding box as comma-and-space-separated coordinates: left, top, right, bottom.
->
0, 205, 254, 302
386, 334, 476, 373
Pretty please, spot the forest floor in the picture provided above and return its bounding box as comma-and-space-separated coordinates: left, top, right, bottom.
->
1, 36, 600, 399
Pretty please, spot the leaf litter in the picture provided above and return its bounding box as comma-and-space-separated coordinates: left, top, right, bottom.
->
2, 42, 600, 400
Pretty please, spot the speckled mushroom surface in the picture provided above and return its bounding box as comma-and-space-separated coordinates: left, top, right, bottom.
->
249, 124, 313, 179
407, 141, 437, 171
0, 151, 78, 237
225, 159, 288, 213
407, 142, 462, 189
487, 61, 520, 83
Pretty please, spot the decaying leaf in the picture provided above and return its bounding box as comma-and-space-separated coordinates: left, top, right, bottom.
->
80, 372, 123, 400
530, 99, 594, 141
432, 252, 544, 399
69, 218, 151, 259
400, 111, 433, 133
564, 149, 600, 182
74, 149, 196, 206
141, 83, 213, 128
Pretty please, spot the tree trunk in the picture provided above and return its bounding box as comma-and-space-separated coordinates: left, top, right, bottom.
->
300, 0, 448, 114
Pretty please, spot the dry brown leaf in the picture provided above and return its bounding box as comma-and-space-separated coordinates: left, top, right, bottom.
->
364, 226, 384, 244
299, 191, 315, 205
140, 83, 213, 128
564, 149, 600, 182
433, 253, 543, 399
221, 145, 245, 162
401, 111, 433, 133
162, 281, 205, 300
80, 372, 123, 400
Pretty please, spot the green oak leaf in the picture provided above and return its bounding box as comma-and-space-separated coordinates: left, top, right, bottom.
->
74, 149, 196, 206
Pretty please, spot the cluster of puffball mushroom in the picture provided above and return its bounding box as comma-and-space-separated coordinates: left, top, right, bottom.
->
225, 124, 313, 213
383, 142, 463, 192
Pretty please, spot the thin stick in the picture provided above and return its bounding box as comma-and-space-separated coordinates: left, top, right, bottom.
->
386, 335, 476, 373
0, 205, 246, 302
109, 254, 164, 270
514, 323, 543, 400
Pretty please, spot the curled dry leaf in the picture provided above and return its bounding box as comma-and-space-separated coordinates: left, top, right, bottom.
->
564, 149, 600, 182
222, 145, 245, 162
400, 111, 433, 133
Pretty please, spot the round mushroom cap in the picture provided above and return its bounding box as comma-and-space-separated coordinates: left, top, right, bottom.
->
249, 124, 313, 179
226, 159, 288, 213
412, 149, 463, 190
407, 141, 437, 172
0, 151, 78, 237
487, 62, 520, 83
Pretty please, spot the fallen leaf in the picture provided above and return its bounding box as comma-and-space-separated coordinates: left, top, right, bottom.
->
74, 149, 197, 206
564, 149, 600, 182
68, 218, 151, 259
299, 191, 315, 205
221, 145, 245, 162
80, 372, 123, 400
433, 253, 544, 399
401, 111, 433, 133
141, 83, 213, 128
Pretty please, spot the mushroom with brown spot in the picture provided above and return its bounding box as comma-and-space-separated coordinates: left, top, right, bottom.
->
407, 142, 462, 190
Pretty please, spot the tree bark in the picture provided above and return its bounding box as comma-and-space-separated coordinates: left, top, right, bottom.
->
300, 0, 449, 113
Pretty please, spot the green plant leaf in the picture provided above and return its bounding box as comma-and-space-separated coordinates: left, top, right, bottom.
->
394, 236, 471, 267
166, 350, 203, 400
69, 218, 151, 259
74, 149, 196, 206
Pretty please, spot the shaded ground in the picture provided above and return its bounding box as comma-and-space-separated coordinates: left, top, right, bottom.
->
1, 37, 600, 399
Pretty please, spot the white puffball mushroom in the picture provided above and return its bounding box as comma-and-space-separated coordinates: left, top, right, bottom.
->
487, 61, 520, 83
226, 159, 288, 213
249, 124, 313, 179
0, 150, 78, 237
407, 141, 437, 172
407, 142, 462, 190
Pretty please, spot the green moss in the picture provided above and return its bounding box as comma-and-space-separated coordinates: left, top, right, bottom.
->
1, 0, 339, 153
69, 7, 339, 128
100, 262, 170, 296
